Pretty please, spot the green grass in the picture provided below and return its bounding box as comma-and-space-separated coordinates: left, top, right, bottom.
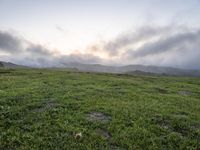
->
0, 68, 200, 150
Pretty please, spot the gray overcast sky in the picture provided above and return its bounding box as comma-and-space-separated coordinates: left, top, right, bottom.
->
0, 0, 200, 69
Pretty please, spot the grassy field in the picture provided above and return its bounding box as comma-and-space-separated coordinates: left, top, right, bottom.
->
0, 68, 200, 150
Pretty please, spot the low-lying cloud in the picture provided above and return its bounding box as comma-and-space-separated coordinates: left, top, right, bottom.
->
88, 25, 200, 69
0, 25, 200, 69
0, 30, 103, 67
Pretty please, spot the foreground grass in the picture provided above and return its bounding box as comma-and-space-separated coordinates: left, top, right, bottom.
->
0, 68, 200, 150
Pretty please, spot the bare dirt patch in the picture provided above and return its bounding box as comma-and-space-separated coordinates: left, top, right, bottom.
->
110, 144, 121, 150
86, 112, 111, 122
152, 115, 171, 130
176, 111, 189, 116
190, 122, 200, 130
95, 129, 111, 139
173, 112, 189, 119
152, 114, 198, 136
33, 99, 59, 113
155, 88, 168, 94
172, 124, 191, 136
178, 91, 191, 96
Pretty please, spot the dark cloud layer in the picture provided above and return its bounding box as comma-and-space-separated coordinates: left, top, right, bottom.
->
103, 26, 174, 56
0, 31, 23, 52
127, 30, 200, 58
26, 44, 53, 56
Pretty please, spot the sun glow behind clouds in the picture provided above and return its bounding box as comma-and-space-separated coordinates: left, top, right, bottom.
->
16, 23, 122, 56
1, 0, 200, 68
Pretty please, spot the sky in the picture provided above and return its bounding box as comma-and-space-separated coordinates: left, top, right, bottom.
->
0, 0, 200, 69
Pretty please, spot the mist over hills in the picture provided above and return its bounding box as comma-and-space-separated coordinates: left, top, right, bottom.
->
61, 62, 200, 77
1, 61, 200, 77
0, 61, 28, 68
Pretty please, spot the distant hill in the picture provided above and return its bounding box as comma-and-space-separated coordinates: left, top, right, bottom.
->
61, 62, 200, 77
125, 70, 162, 76
1, 61, 200, 77
0, 61, 28, 68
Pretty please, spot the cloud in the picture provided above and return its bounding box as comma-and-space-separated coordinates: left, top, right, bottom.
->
0, 31, 23, 53
0, 30, 103, 67
112, 27, 200, 69
102, 25, 178, 56
84, 25, 200, 69
26, 44, 53, 56
58, 53, 102, 64
126, 30, 200, 58
55, 25, 65, 32
1, 26, 200, 69
0, 31, 52, 56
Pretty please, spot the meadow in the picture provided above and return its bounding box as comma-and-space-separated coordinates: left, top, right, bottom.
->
0, 68, 200, 150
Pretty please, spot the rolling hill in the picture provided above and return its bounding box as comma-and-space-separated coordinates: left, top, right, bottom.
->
1, 61, 200, 77
61, 62, 200, 77
0, 61, 28, 68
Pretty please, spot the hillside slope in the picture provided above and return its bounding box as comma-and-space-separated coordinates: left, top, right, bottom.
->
62, 62, 200, 77
0, 61, 28, 68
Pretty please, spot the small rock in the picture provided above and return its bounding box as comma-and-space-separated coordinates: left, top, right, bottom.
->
75, 132, 82, 139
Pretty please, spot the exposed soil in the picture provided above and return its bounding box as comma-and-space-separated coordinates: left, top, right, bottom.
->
152, 115, 171, 130
110, 144, 121, 150
86, 112, 111, 122
33, 99, 58, 113
155, 88, 168, 94
178, 91, 191, 96
95, 129, 111, 139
